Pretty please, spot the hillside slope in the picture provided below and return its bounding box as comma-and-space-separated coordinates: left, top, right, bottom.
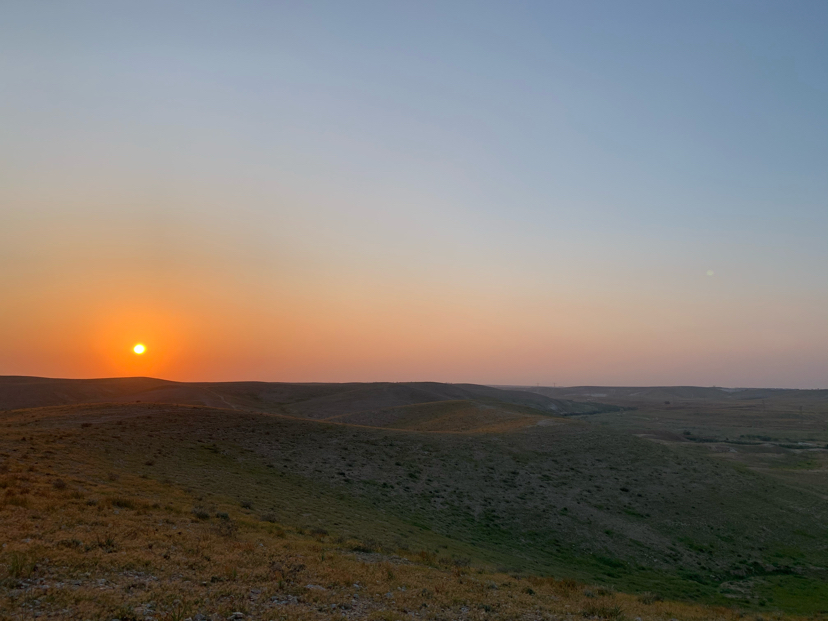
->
0, 428, 758, 621
2, 401, 825, 613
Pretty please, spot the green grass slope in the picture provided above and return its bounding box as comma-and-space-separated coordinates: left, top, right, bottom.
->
2, 402, 825, 614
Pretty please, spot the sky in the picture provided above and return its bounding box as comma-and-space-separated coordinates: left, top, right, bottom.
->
1, 1, 826, 388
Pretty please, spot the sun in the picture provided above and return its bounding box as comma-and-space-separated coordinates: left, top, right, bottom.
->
133, 344, 146, 355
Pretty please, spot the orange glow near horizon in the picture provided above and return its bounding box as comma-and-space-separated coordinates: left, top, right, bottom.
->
1, 269, 823, 388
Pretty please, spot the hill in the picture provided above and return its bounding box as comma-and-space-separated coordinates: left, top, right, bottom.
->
504, 384, 828, 407
0, 410, 752, 621
0, 376, 615, 420
503, 384, 828, 496
325, 399, 546, 432
1, 386, 826, 616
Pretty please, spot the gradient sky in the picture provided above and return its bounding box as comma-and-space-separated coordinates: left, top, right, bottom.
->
1, 1, 826, 387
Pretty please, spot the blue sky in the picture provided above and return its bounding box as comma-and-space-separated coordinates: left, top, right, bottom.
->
1, 1, 826, 386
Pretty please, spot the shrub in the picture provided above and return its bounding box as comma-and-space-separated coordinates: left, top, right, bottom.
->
637, 591, 663, 604
554, 578, 580, 595
111, 497, 136, 509
192, 507, 210, 520
52, 478, 67, 490
351, 539, 379, 553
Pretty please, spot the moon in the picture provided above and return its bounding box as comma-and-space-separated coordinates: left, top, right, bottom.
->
133, 344, 146, 354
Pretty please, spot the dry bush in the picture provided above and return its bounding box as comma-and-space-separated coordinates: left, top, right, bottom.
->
553, 577, 581, 596
637, 591, 663, 604
191, 506, 210, 520
110, 497, 136, 509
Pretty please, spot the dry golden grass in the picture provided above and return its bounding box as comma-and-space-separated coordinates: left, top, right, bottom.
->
0, 449, 788, 621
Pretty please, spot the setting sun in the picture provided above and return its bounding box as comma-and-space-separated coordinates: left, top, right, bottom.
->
133, 344, 145, 355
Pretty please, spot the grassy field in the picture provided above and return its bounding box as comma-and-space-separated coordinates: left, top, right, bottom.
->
513, 386, 828, 495
2, 392, 826, 619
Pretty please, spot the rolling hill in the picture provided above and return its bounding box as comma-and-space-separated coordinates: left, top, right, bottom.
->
1, 378, 826, 616
0, 376, 617, 420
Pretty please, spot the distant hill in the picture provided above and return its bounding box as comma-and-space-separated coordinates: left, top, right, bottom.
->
498, 384, 828, 404
0, 376, 617, 421
325, 399, 548, 432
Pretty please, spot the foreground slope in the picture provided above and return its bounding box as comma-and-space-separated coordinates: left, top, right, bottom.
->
1, 402, 825, 615
1, 435, 758, 621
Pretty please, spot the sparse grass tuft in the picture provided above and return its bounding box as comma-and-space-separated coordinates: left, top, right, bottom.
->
7, 552, 33, 579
